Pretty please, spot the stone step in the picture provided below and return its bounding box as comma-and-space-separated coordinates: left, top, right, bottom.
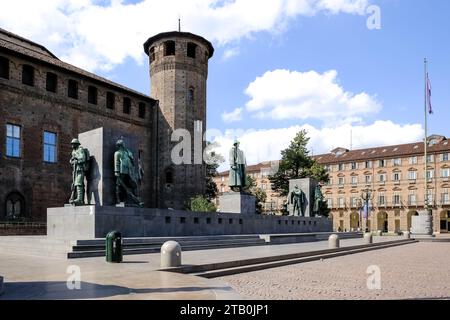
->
67, 239, 268, 259
163, 239, 417, 278
75, 234, 263, 246
72, 238, 265, 251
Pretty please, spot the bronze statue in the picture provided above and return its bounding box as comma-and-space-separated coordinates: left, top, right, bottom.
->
289, 185, 305, 216
69, 138, 88, 205
114, 139, 143, 207
313, 184, 324, 216
228, 140, 246, 192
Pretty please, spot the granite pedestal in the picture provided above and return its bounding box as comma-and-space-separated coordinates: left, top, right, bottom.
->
219, 192, 256, 215
47, 206, 332, 239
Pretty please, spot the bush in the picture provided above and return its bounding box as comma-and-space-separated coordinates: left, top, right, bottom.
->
189, 195, 217, 212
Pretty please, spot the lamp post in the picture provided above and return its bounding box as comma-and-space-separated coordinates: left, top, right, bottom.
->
361, 187, 374, 233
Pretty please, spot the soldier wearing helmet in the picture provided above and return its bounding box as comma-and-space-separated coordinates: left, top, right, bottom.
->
114, 138, 143, 207
69, 138, 86, 205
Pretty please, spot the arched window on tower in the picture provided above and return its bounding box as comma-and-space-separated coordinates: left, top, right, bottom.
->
5, 192, 25, 220
187, 42, 197, 58
164, 41, 175, 56
149, 47, 155, 63
165, 169, 174, 184
188, 87, 195, 105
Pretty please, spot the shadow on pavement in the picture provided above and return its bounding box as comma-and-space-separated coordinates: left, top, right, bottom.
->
0, 281, 227, 300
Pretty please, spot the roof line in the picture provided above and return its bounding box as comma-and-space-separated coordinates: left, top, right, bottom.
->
0, 27, 58, 59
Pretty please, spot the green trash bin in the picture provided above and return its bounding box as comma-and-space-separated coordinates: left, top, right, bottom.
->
106, 231, 123, 263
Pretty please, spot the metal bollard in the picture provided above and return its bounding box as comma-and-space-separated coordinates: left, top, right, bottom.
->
364, 233, 373, 244
161, 241, 182, 268
376, 230, 382, 236
403, 231, 411, 239
328, 234, 339, 249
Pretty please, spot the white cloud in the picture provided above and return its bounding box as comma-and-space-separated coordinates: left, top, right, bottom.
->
221, 107, 243, 123
0, 0, 370, 72
222, 47, 240, 61
212, 121, 424, 172
244, 69, 381, 123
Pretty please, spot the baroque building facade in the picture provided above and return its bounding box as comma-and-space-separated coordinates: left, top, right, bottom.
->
316, 135, 450, 234
214, 137, 450, 234
0, 28, 213, 221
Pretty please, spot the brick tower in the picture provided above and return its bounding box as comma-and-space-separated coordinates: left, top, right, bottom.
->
144, 31, 214, 209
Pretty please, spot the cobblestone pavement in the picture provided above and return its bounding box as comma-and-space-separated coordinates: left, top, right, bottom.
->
218, 242, 450, 300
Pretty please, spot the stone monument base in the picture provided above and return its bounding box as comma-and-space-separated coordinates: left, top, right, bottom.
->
219, 192, 256, 215
411, 210, 435, 238
47, 205, 332, 239
0, 276, 3, 295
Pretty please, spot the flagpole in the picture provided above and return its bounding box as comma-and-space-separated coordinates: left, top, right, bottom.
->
424, 58, 429, 212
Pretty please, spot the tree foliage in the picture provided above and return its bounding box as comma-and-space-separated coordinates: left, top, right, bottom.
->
269, 130, 330, 197
245, 174, 267, 214
189, 195, 217, 212
204, 141, 225, 200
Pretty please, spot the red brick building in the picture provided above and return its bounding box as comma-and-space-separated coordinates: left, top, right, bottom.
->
0, 28, 214, 221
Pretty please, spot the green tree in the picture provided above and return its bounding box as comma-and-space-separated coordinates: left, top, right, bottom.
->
245, 174, 267, 214
269, 130, 329, 197
204, 141, 225, 200
189, 195, 217, 212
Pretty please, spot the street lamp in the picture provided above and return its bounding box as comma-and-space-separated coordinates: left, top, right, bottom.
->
361, 187, 374, 233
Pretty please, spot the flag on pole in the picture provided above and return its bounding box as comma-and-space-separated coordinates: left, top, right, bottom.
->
427, 72, 433, 114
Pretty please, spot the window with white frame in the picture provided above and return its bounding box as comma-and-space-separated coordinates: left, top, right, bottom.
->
442, 168, 450, 178
338, 197, 345, 208
408, 190, 417, 206
426, 190, 434, 205
351, 162, 357, 170
327, 198, 333, 208
409, 156, 418, 165
426, 170, 434, 180
351, 176, 358, 185
378, 174, 386, 182
365, 175, 372, 184
441, 189, 449, 205
393, 193, 401, 206
338, 177, 345, 186
365, 161, 372, 169
378, 193, 385, 206
426, 154, 434, 163
379, 160, 386, 168
393, 158, 402, 166
393, 172, 401, 182
350, 197, 359, 207
408, 171, 417, 180
338, 163, 344, 171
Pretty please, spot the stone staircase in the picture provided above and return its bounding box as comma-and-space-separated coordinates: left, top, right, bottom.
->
68, 234, 267, 258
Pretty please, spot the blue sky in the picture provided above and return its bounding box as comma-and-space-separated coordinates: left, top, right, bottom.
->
1, 0, 449, 168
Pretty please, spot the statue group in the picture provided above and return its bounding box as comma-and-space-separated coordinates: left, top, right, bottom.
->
69, 138, 143, 207
287, 183, 324, 217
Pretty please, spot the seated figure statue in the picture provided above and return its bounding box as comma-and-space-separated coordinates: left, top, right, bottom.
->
114, 139, 143, 207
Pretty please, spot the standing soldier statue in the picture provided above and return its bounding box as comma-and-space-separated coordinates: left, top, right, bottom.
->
69, 139, 87, 205
313, 184, 324, 216
114, 139, 143, 207
228, 140, 246, 192
288, 185, 305, 216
